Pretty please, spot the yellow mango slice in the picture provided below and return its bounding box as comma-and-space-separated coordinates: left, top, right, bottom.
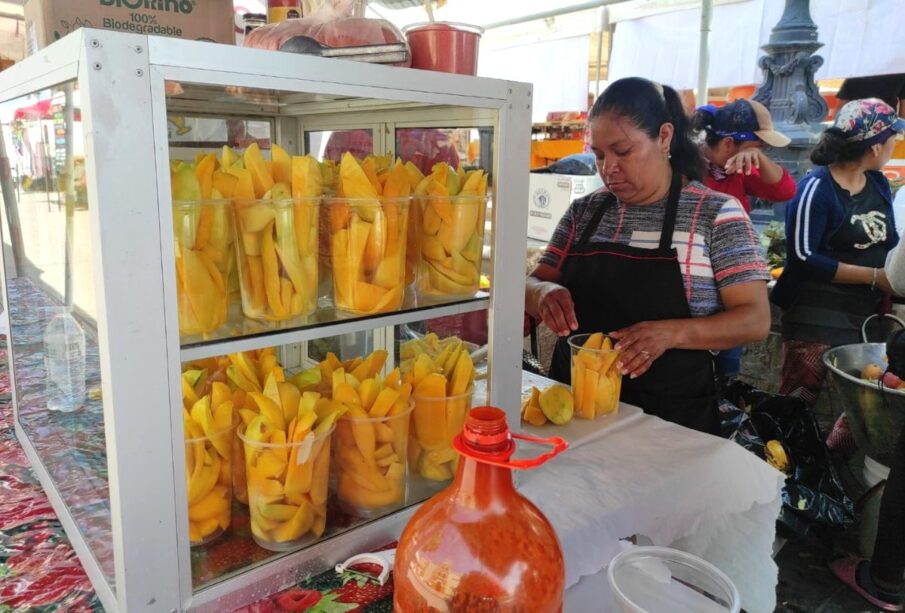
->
522, 387, 547, 426
189, 485, 230, 522
353, 281, 388, 313
583, 369, 599, 418
572, 362, 593, 419
244, 143, 274, 198
213, 170, 238, 199
309, 438, 331, 507
345, 406, 376, 467
181, 248, 219, 331
438, 198, 480, 254
449, 349, 474, 396
358, 378, 381, 412
539, 384, 574, 425
369, 386, 400, 418
271, 144, 291, 184
584, 333, 604, 350
413, 373, 448, 450
595, 374, 616, 417
272, 499, 314, 542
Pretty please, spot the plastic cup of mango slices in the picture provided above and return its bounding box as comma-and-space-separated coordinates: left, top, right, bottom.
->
238, 417, 335, 552
184, 400, 237, 547
410, 385, 473, 484
333, 401, 413, 516
324, 196, 411, 315
233, 197, 320, 322
415, 194, 488, 300
174, 199, 234, 337
568, 332, 622, 419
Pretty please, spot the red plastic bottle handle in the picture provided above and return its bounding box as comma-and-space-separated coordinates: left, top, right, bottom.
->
453, 432, 568, 470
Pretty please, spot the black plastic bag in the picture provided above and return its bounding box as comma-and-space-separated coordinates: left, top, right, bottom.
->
720, 381, 854, 553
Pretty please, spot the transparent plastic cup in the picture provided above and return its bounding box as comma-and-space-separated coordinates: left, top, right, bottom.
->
322, 196, 411, 315
568, 333, 622, 419
233, 197, 319, 322
174, 200, 234, 336
238, 422, 334, 552
185, 416, 236, 547
333, 401, 414, 516
410, 386, 473, 484
607, 547, 741, 613
415, 194, 488, 300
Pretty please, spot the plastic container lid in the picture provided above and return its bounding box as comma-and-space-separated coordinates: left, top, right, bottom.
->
607, 547, 741, 613
402, 22, 484, 36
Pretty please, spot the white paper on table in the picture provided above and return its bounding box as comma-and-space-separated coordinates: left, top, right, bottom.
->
521, 414, 785, 613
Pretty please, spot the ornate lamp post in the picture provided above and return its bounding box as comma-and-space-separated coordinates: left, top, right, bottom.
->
753, 0, 828, 188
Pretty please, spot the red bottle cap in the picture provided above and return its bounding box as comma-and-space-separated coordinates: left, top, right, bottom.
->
455, 406, 568, 470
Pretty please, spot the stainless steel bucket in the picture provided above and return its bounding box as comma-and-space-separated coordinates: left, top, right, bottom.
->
823, 340, 905, 466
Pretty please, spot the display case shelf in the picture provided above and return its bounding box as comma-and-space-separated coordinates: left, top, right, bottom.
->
0, 29, 531, 612
181, 294, 489, 361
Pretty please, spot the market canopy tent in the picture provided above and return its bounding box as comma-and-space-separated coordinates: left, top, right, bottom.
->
608, 0, 905, 90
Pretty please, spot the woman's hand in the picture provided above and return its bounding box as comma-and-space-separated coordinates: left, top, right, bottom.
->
609, 320, 681, 379
531, 281, 578, 337
724, 149, 763, 176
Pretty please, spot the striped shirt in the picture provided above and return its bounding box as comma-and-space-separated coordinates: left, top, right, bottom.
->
539, 181, 769, 318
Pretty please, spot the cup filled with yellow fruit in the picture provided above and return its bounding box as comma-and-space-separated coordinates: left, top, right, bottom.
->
238, 395, 341, 552
323, 153, 413, 315
329, 361, 414, 516
413, 163, 489, 301
403, 334, 477, 486
568, 332, 622, 419
171, 156, 235, 338
230, 143, 323, 322
182, 372, 237, 546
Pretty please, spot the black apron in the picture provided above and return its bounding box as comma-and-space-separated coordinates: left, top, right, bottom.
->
549, 174, 718, 434
781, 179, 890, 345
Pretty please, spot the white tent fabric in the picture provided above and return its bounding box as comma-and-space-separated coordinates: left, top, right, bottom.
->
608, 0, 905, 90
478, 35, 590, 122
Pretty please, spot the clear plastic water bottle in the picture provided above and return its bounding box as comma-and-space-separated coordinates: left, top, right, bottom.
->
43, 306, 86, 412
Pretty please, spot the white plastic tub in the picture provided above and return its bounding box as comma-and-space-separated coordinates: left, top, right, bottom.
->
607, 546, 741, 613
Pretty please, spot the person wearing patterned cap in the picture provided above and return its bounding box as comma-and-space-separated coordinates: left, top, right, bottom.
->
772, 99, 905, 410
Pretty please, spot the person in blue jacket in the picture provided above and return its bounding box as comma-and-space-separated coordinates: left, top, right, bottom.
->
771, 98, 904, 405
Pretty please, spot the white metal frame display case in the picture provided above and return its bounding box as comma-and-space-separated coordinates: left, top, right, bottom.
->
0, 30, 530, 612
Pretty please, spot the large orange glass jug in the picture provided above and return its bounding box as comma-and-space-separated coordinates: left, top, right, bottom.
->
394, 406, 568, 612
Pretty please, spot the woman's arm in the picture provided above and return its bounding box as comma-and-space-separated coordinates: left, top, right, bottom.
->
786, 175, 842, 280
610, 281, 770, 378
725, 148, 786, 186
526, 264, 578, 337
834, 262, 893, 293
735, 153, 797, 202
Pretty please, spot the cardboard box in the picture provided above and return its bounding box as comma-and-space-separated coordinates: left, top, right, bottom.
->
24, 0, 236, 55
527, 172, 604, 242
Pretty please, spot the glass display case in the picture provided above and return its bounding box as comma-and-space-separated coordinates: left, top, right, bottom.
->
0, 29, 530, 611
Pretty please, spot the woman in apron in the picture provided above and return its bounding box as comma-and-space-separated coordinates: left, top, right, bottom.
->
772, 98, 903, 408
525, 77, 771, 434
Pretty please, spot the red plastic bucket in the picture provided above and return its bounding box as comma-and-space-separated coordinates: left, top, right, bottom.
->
404, 22, 484, 76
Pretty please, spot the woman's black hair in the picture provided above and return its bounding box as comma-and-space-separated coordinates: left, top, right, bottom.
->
690, 107, 726, 148
590, 77, 703, 181
810, 127, 895, 165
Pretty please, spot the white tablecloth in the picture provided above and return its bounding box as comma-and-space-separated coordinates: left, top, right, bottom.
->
519, 412, 785, 613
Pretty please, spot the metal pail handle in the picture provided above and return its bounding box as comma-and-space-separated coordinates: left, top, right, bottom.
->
861, 313, 905, 343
